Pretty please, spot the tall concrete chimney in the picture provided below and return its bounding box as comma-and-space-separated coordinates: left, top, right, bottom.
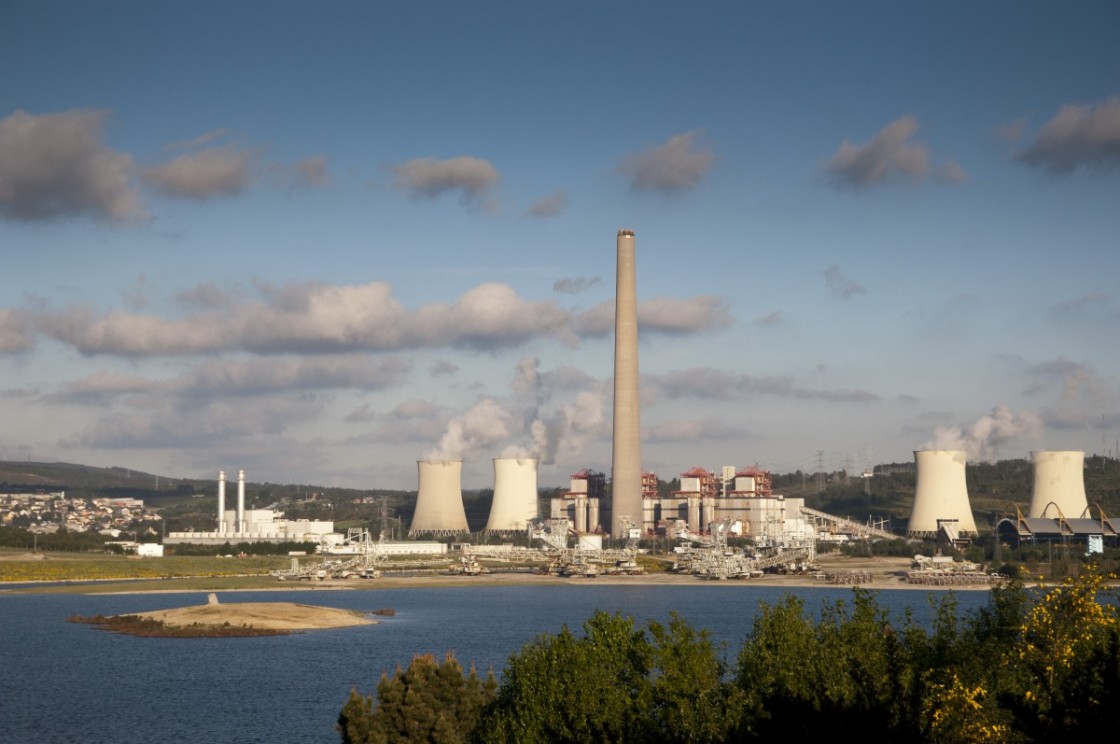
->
217, 470, 227, 534
611, 229, 642, 538
236, 469, 246, 535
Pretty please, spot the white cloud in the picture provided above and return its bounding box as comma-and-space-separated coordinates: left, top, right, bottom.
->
825, 116, 934, 188
619, 131, 713, 194
1017, 97, 1120, 173
647, 367, 879, 403
143, 145, 251, 199
526, 190, 568, 218
392, 155, 499, 207
574, 296, 731, 337
0, 109, 143, 222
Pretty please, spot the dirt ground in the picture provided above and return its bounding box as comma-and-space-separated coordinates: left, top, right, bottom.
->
131, 601, 378, 630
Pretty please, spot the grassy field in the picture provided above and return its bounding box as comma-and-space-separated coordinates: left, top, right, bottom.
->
0, 549, 292, 586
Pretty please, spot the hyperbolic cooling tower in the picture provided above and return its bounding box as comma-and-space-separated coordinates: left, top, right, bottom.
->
485, 457, 539, 533
907, 450, 977, 537
409, 460, 470, 536
1028, 450, 1089, 518
611, 229, 643, 538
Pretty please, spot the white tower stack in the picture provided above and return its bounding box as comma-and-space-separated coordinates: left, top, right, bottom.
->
217, 470, 227, 534
486, 457, 539, 533
410, 460, 470, 536
611, 228, 643, 539
1029, 450, 1089, 518
236, 469, 246, 535
907, 450, 978, 538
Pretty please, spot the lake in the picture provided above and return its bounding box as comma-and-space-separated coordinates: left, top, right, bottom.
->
0, 584, 993, 744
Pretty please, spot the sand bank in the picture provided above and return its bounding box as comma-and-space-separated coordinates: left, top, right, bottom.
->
132, 601, 377, 630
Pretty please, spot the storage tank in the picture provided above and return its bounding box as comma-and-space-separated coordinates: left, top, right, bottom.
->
485, 457, 539, 533
906, 450, 977, 538
1028, 451, 1089, 518
409, 460, 470, 536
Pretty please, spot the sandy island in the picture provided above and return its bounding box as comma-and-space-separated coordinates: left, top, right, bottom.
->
132, 601, 377, 630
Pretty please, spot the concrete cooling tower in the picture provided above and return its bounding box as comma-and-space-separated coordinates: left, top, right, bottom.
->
1028, 450, 1089, 518
409, 460, 470, 536
907, 450, 978, 538
485, 457, 539, 533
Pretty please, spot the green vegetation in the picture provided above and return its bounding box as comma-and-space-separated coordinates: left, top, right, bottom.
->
0, 552, 291, 584
341, 571, 1119, 742
69, 613, 291, 637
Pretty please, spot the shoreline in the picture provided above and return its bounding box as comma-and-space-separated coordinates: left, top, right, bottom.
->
1, 556, 1014, 595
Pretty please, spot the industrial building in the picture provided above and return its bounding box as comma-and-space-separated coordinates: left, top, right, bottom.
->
550, 469, 606, 534
165, 469, 336, 546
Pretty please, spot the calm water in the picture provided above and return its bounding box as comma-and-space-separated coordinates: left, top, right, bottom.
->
0, 584, 992, 744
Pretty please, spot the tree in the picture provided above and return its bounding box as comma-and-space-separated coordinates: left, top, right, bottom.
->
339, 653, 496, 744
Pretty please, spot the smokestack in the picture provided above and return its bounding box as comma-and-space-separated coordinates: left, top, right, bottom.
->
611, 229, 642, 538
1029, 451, 1089, 518
906, 450, 978, 538
410, 460, 470, 536
217, 470, 227, 534
486, 458, 539, 533
236, 469, 246, 535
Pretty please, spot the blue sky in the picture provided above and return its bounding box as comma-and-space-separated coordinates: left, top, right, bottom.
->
2, 1, 1118, 490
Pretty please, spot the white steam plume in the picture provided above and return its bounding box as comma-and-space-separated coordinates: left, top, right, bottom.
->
925, 405, 1042, 462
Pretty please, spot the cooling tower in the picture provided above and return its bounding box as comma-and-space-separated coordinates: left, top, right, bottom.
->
611, 228, 643, 538
907, 450, 977, 538
410, 460, 470, 536
485, 457, 539, 533
1028, 450, 1088, 518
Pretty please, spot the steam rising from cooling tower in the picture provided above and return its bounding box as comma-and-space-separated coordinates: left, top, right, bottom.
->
485, 457, 539, 533
611, 229, 643, 538
907, 450, 978, 538
410, 460, 470, 536
926, 405, 1041, 461
1028, 450, 1089, 518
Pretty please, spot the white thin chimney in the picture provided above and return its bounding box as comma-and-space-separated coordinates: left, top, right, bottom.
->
217, 470, 227, 534
236, 469, 246, 534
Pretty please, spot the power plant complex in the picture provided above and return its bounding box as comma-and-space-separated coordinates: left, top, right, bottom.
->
173, 231, 1115, 568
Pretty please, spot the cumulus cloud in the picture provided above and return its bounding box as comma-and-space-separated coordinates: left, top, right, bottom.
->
142, 145, 251, 199
344, 403, 377, 423
392, 155, 499, 206
0, 310, 33, 353
825, 116, 939, 188
823, 265, 866, 299
1016, 97, 1120, 173
526, 190, 567, 218
0, 109, 143, 222
574, 296, 731, 337
619, 131, 713, 194
754, 310, 784, 326
647, 367, 879, 403
553, 276, 600, 294
937, 159, 968, 184
925, 405, 1042, 461
33, 280, 571, 356
294, 156, 329, 187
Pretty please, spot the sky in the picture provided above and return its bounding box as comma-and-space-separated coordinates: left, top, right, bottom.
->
1, 1, 1119, 491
